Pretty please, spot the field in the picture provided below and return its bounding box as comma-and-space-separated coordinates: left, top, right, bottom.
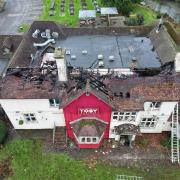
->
0, 139, 180, 179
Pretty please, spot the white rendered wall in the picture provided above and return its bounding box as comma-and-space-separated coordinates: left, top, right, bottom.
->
142, 102, 177, 133
0, 99, 65, 129
109, 101, 177, 138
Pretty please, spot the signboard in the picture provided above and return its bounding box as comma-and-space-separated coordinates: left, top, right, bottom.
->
78, 108, 99, 115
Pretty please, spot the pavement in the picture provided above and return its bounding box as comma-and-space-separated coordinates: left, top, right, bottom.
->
0, 0, 42, 34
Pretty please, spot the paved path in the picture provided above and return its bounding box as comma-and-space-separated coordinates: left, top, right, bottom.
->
0, 0, 42, 34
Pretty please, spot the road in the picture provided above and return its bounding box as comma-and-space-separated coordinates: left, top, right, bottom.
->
0, 0, 42, 34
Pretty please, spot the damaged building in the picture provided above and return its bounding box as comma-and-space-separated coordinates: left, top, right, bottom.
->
0, 21, 179, 163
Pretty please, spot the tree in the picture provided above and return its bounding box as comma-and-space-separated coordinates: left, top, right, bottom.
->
101, 0, 134, 16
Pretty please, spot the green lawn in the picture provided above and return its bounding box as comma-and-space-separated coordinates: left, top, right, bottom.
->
0, 139, 180, 180
132, 4, 157, 25
40, 0, 101, 27
18, 24, 31, 33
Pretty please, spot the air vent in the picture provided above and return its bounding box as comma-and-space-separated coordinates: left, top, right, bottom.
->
66, 50, 71, 55
71, 55, 76, 60
98, 61, 104, 67
98, 54, 103, 60
109, 55, 115, 62
82, 50, 88, 55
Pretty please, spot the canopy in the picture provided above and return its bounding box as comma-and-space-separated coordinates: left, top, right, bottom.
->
79, 10, 96, 19
100, 7, 118, 15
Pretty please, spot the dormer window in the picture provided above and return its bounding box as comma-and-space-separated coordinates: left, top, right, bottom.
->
150, 102, 161, 110
49, 98, 60, 107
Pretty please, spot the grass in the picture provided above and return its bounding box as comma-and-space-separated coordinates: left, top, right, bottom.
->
132, 4, 157, 25
18, 24, 30, 33
40, 0, 101, 27
0, 139, 180, 180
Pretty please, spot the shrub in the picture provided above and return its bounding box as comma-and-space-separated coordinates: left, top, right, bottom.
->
125, 17, 138, 26
0, 121, 8, 144
164, 21, 180, 46
136, 137, 149, 148
160, 138, 171, 148
18, 120, 24, 125
156, 13, 161, 19
137, 13, 144, 25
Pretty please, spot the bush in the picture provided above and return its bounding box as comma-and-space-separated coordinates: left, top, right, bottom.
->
136, 137, 149, 148
125, 17, 138, 26
18, 120, 24, 125
156, 13, 162, 19
0, 121, 8, 144
137, 13, 144, 25
160, 138, 171, 148
164, 21, 180, 46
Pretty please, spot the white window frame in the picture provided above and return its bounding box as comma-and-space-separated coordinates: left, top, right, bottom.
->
49, 98, 60, 107
140, 117, 158, 128
79, 136, 99, 144
112, 112, 137, 122
111, 127, 117, 134
149, 102, 161, 110
23, 113, 37, 122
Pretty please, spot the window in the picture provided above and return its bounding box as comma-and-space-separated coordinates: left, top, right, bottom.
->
79, 137, 99, 143
112, 112, 137, 122
149, 102, 161, 110
140, 117, 158, 128
81, 137, 85, 143
111, 127, 117, 134
23, 113, 36, 121
49, 98, 60, 107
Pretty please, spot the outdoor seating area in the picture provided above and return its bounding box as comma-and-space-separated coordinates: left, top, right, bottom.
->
93, 0, 100, 13
79, 10, 96, 26
78, 7, 118, 27
60, 0, 65, 15
46, 0, 120, 27
80, 0, 87, 10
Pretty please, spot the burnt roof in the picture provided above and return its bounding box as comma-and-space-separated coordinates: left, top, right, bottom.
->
1, 69, 180, 111
9, 21, 66, 68
0, 35, 23, 59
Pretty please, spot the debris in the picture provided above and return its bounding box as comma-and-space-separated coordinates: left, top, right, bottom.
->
32, 29, 40, 38
33, 39, 55, 47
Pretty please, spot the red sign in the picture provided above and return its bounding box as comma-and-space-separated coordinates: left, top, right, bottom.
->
78, 108, 99, 115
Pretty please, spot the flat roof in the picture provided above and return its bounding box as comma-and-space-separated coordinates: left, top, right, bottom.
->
57, 35, 161, 69
79, 10, 96, 19
100, 7, 118, 15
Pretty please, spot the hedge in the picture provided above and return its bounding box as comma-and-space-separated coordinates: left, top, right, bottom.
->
164, 21, 180, 46
0, 121, 8, 144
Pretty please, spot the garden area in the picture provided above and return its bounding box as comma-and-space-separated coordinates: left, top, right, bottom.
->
40, 0, 102, 27
0, 139, 180, 179
38, 0, 157, 27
